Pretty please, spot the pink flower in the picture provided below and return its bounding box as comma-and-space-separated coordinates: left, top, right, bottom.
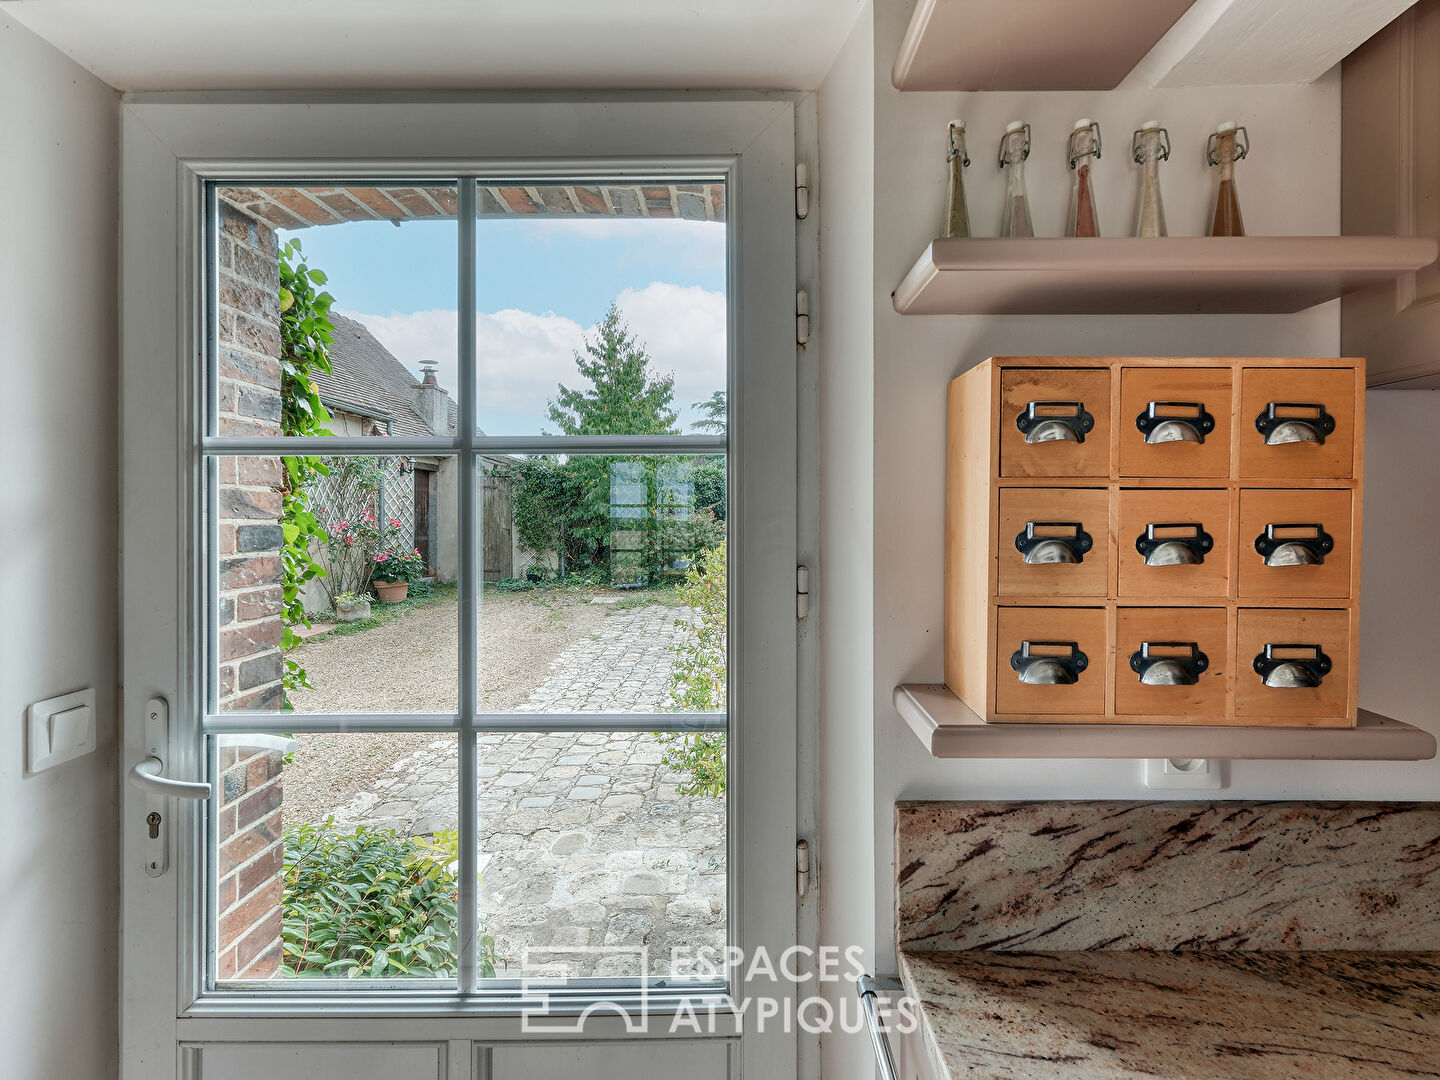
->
374, 553, 388, 562
388, 517, 401, 527
343, 536, 354, 546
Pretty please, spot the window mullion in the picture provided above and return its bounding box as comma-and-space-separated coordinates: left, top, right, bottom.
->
456, 177, 480, 994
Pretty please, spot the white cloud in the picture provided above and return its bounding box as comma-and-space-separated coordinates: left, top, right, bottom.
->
342, 280, 726, 435
519, 217, 726, 273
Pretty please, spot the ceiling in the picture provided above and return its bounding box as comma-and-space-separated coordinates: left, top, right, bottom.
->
0, 0, 865, 92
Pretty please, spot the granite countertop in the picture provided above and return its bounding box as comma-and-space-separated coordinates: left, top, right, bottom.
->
899, 948, 1440, 1080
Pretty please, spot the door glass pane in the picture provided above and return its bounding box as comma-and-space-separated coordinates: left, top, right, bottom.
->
473, 181, 727, 438
480, 454, 726, 714
212, 455, 459, 714
214, 733, 459, 983
212, 183, 459, 441
473, 730, 726, 980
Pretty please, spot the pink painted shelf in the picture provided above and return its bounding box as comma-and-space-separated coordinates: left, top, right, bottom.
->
893, 0, 1197, 91
894, 684, 1437, 760
892, 236, 1440, 315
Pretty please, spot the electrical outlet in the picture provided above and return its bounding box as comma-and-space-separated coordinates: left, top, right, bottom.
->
1144, 757, 1224, 790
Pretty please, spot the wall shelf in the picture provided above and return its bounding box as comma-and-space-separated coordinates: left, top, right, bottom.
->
893, 0, 1197, 91
892, 236, 1439, 316
894, 683, 1437, 760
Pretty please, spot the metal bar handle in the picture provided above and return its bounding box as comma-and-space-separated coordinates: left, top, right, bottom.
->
128, 756, 212, 800
857, 975, 903, 1080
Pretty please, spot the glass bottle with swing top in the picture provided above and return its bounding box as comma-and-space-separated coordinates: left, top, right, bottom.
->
1131, 120, 1170, 237
1206, 121, 1249, 237
1065, 118, 1102, 237
998, 121, 1034, 238
943, 120, 971, 238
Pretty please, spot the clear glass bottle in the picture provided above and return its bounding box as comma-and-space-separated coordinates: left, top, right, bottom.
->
1206, 121, 1249, 237
1065, 119, 1102, 237
998, 121, 1034, 238
1131, 120, 1170, 237
943, 120, 971, 238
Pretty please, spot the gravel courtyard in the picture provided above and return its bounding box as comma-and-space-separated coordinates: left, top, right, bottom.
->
281, 589, 726, 978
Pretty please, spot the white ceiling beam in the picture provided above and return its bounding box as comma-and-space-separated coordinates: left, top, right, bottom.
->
1134, 0, 1422, 87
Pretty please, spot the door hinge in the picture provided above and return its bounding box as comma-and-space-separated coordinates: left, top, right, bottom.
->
795, 163, 810, 219
796, 564, 810, 620
796, 838, 812, 898
796, 290, 810, 347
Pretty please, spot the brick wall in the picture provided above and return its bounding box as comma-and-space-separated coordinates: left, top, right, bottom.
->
215, 741, 287, 980
214, 197, 287, 980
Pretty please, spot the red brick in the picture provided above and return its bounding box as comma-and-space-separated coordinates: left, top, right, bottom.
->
387, 188, 439, 218
218, 416, 281, 438
220, 274, 278, 321
218, 808, 282, 874
230, 683, 283, 711
217, 804, 237, 842
233, 933, 280, 979
245, 752, 270, 790
498, 186, 540, 213
233, 312, 281, 358
219, 664, 235, 698
573, 186, 609, 214
236, 587, 283, 622
217, 870, 237, 911
220, 554, 281, 591
217, 872, 283, 944
216, 946, 239, 981
219, 618, 281, 661
218, 524, 236, 556
343, 186, 407, 219
238, 842, 284, 898
429, 186, 459, 214
230, 243, 280, 291
238, 456, 282, 487
258, 187, 340, 226
236, 778, 283, 829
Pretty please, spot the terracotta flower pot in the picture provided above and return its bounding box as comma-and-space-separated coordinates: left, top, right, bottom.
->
373, 580, 409, 603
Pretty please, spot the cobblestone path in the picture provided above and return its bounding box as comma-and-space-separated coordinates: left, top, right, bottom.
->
325, 602, 726, 978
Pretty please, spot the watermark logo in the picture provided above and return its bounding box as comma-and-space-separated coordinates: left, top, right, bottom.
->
519, 945, 921, 1036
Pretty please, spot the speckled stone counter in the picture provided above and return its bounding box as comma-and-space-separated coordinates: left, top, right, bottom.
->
892, 802, 1440, 1079
898, 948, 1440, 1080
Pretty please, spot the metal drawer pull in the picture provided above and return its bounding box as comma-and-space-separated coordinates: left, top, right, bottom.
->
1136, 522, 1213, 566
1015, 521, 1093, 564
1129, 641, 1208, 685
1136, 400, 1215, 444
1256, 401, 1335, 445
857, 975, 903, 1080
1010, 641, 1088, 685
1254, 523, 1333, 566
1254, 643, 1331, 688
1016, 400, 1094, 444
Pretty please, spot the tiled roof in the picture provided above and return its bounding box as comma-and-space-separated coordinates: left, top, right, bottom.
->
315, 314, 455, 436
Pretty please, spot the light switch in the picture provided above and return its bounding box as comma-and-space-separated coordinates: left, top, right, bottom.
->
27, 688, 96, 773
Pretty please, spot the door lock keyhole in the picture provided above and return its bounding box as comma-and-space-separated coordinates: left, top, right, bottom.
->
146, 811, 162, 839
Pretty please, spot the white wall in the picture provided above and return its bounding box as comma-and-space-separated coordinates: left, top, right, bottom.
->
848, 0, 1440, 978
0, 15, 120, 1080
816, 9, 876, 1080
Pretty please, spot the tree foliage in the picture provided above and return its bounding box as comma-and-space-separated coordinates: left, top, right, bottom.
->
505, 303, 721, 583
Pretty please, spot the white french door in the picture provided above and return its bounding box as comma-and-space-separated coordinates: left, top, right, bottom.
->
120, 99, 799, 1079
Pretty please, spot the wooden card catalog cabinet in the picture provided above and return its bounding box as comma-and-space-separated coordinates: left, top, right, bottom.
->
945, 357, 1364, 726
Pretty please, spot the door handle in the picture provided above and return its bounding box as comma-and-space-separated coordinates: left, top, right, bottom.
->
128, 756, 213, 799
129, 697, 210, 877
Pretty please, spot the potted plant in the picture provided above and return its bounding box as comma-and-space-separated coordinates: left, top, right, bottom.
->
371, 546, 425, 603
333, 590, 371, 623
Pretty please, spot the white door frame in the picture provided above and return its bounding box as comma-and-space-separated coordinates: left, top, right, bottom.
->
120, 97, 799, 1078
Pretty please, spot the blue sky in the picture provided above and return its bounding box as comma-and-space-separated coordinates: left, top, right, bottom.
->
282, 215, 728, 435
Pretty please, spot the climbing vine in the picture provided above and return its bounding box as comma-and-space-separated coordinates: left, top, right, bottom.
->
277, 238, 335, 701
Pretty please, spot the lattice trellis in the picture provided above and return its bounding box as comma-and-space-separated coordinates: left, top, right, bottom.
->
306, 456, 418, 602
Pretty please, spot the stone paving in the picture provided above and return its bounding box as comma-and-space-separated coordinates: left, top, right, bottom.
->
323, 601, 726, 978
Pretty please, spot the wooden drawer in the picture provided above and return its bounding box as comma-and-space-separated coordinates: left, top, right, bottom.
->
1240, 368, 1358, 479
999, 368, 1111, 477
1117, 489, 1231, 599
1115, 607, 1229, 720
1119, 366, 1232, 478
996, 488, 1108, 597
1238, 489, 1354, 599
1235, 608, 1352, 724
994, 607, 1107, 717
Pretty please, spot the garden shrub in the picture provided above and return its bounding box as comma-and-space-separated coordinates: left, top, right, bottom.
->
660, 539, 727, 796
280, 819, 499, 979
